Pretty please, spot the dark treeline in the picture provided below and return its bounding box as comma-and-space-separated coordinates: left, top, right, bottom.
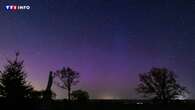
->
0, 53, 193, 109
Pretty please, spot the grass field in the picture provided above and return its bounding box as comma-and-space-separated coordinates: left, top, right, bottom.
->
0, 99, 195, 110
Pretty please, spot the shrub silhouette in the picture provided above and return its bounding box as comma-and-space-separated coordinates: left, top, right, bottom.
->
30, 89, 56, 100
136, 67, 188, 103
71, 89, 89, 101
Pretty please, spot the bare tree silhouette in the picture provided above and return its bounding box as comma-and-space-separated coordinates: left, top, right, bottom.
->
55, 67, 80, 101
136, 68, 188, 103
43, 71, 55, 101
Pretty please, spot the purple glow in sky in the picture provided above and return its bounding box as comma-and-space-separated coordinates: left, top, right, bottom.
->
0, 0, 195, 99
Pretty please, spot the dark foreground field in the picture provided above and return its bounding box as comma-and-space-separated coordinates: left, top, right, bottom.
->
0, 100, 195, 110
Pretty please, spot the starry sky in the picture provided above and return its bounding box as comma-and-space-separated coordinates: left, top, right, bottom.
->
0, 0, 195, 99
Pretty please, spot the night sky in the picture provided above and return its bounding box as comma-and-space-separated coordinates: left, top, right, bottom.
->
0, 0, 195, 99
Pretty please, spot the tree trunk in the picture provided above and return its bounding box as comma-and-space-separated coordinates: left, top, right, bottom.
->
68, 86, 71, 101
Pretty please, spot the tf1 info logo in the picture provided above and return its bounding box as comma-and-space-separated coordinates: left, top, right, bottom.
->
5, 5, 31, 11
